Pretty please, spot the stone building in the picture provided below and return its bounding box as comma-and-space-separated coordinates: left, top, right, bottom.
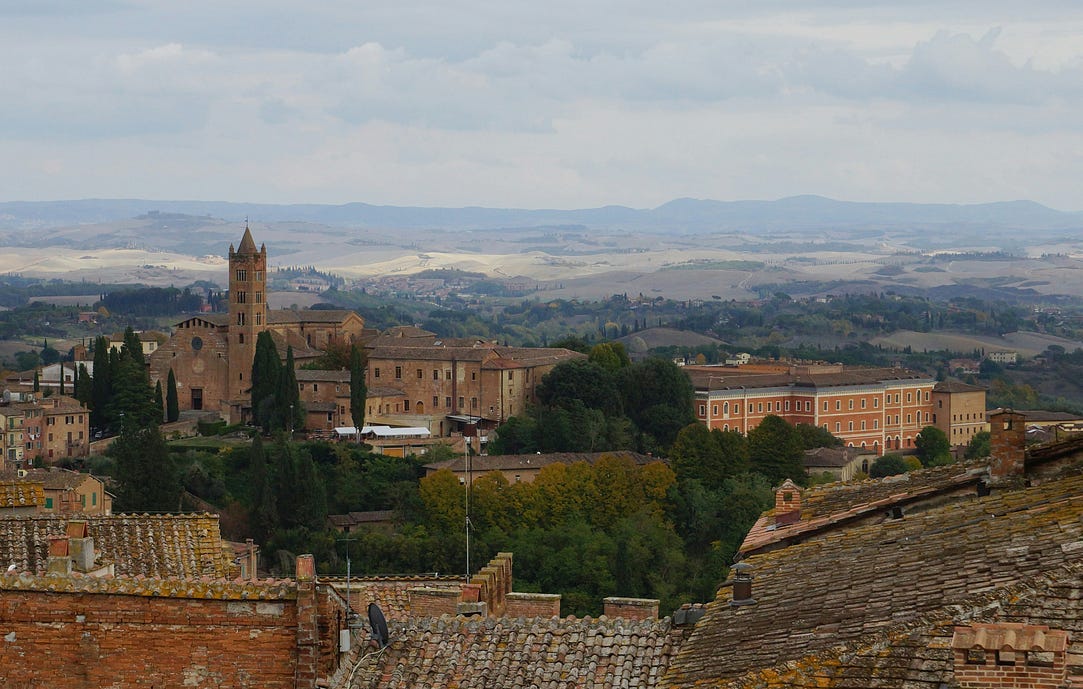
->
364, 328, 584, 437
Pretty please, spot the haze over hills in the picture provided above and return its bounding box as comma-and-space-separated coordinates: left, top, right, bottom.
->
4, 195, 1083, 303
1, 196, 1081, 233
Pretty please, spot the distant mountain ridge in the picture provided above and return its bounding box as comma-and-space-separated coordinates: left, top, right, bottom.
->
0, 195, 1080, 233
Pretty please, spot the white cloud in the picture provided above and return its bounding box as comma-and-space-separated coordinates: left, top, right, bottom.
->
1, 1, 1083, 209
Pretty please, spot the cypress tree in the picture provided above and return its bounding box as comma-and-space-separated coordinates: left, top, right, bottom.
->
277, 346, 303, 433
90, 337, 112, 431
33, 369, 39, 393
76, 364, 92, 408
251, 332, 280, 432
249, 434, 278, 540
166, 369, 180, 423
154, 380, 164, 422
349, 345, 367, 436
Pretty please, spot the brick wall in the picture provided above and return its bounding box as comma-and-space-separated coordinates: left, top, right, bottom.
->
0, 584, 300, 688
506, 592, 562, 618
407, 587, 462, 617
603, 597, 659, 620
0, 555, 349, 689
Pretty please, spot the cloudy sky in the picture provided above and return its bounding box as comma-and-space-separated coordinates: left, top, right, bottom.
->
2, 1, 1082, 210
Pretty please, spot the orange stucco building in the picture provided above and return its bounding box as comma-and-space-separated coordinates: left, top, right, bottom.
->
687, 363, 937, 454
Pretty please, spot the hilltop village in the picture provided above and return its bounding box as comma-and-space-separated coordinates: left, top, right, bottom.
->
1, 231, 1081, 688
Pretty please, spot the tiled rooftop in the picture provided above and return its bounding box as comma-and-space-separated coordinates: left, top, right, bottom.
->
352, 614, 686, 689
0, 467, 100, 491
0, 482, 44, 509
739, 460, 987, 555
663, 470, 1083, 688
0, 513, 232, 578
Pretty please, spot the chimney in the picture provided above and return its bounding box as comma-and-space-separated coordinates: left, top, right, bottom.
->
988, 409, 1026, 482
729, 562, 756, 607
951, 623, 1068, 689
46, 536, 72, 575
602, 597, 659, 620
66, 520, 95, 572
774, 479, 802, 526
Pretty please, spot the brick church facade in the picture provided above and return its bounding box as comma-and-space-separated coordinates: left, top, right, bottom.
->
147, 228, 366, 423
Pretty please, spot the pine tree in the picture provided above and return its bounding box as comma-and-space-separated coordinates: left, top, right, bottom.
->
109, 426, 180, 512
349, 345, 367, 436
166, 369, 180, 423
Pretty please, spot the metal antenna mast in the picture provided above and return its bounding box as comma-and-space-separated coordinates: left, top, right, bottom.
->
465, 439, 472, 581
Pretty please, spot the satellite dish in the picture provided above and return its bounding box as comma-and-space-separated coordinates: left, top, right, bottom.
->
368, 603, 389, 648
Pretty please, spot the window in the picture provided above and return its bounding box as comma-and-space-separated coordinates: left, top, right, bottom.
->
254, 313, 262, 325
861, 420, 866, 430
823, 401, 829, 411
239, 333, 244, 344
835, 422, 841, 432
236, 291, 246, 303
445, 396, 452, 407
873, 398, 879, 408
445, 370, 452, 380
861, 398, 866, 409
45, 497, 53, 509
395, 366, 402, 379
237, 313, 245, 326
255, 291, 263, 303
848, 421, 854, 431
255, 270, 263, 281
92, 493, 96, 506
374, 368, 380, 378
313, 384, 319, 392
848, 399, 854, 410
757, 402, 763, 413
458, 396, 465, 408
735, 404, 741, 414
785, 400, 790, 411
417, 369, 423, 379
874, 419, 879, 429
907, 414, 912, 424
805, 401, 811, 412
236, 269, 247, 281
699, 404, 706, 416
767, 402, 772, 412
471, 397, 478, 409
938, 399, 943, 408
434, 370, 440, 380
723, 402, 729, 414
835, 400, 841, 410
713, 405, 719, 415
507, 370, 514, 381
907, 392, 912, 403
471, 371, 477, 381
433, 396, 439, 407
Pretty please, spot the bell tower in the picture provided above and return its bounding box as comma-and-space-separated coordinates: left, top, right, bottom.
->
227, 224, 268, 404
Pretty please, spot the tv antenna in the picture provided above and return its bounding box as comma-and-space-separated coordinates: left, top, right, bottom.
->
465, 439, 472, 581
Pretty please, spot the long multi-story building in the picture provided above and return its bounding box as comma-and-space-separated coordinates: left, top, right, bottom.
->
364, 328, 584, 437
686, 363, 937, 454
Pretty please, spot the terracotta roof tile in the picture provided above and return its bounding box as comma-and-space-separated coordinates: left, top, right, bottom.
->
0, 513, 232, 578
352, 615, 686, 689
663, 471, 1083, 688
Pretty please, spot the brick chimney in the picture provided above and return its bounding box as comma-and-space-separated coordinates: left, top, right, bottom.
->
952, 623, 1069, 689
603, 597, 659, 620
774, 479, 802, 526
988, 409, 1026, 482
